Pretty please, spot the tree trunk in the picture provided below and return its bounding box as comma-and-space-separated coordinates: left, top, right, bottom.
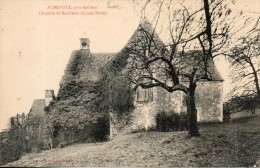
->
49, 137, 53, 149
253, 72, 260, 106
186, 86, 200, 137
249, 60, 260, 108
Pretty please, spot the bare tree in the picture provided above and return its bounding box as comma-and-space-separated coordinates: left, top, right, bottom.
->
127, 0, 246, 136
226, 26, 260, 101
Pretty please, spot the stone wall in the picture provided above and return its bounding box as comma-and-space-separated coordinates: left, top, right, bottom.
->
177, 81, 223, 122
195, 81, 223, 122
131, 88, 182, 129
110, 81, 223, 138
110, 87, 183, 138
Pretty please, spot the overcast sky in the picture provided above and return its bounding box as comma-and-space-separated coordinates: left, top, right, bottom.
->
0, 0, 259, 131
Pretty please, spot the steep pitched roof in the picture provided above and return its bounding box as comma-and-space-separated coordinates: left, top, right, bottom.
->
59, 50, 115, 86
175, 50, 224, 81
180, 62, 224, 82
28, 99, 46, 116
102, 19, 166, 75
126, 19, 164, 49
48, 50, 115, 122
210, 64, 224, 81
210, 63, 224, 81
114, 19, 223, 82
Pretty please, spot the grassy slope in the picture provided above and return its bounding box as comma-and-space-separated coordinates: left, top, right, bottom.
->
4, 113, 260, 167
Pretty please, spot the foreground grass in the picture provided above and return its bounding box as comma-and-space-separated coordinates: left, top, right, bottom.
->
4, 114, 260, 167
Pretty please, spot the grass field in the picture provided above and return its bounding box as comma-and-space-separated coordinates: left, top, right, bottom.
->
3, 113, 260, 167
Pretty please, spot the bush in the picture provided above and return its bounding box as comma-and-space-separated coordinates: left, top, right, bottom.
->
241, 97, 258, 114
0, 136, 27, 166
155, 111, 188, 132
223, 102, 231, 123
90, 115, 110, 141
0, 115, 30, 166
53, 114, 110, 146
78, 115, 109, 142
227, 95, 258, 113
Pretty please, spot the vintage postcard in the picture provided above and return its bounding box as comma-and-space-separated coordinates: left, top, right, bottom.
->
0, 0, 259, 167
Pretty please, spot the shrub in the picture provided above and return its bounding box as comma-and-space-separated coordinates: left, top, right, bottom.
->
90, 115, 110, 141
223, 102, 231, 123
241, 97, 258, 114
0, 140, 24, 165
0, 129, 28, 166
78, 115, 110, 142
155, 111, 188, 132
227, 95, 258, 113
179, 112, 189, 131
52, 114, 110, 146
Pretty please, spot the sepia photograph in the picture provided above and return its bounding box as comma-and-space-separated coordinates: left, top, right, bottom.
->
0, 0, 259, 167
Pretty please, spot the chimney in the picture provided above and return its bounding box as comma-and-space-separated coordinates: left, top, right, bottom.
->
80, 38, 90, 50
45, 90, 55, 107
79, 38, 90, 56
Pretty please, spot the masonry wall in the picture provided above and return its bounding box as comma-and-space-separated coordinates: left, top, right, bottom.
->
110, 87, 183, 137
110, 81, 223, 138
195, 81, 223, 122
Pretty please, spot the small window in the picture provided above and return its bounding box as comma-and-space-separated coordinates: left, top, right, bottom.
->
136, 87, 153, 103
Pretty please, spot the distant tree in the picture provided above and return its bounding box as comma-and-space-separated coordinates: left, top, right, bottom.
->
226, 25, 260, 103
0, 113, 28, 165
227, 93, 258, 114
8, 114, 27, 148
